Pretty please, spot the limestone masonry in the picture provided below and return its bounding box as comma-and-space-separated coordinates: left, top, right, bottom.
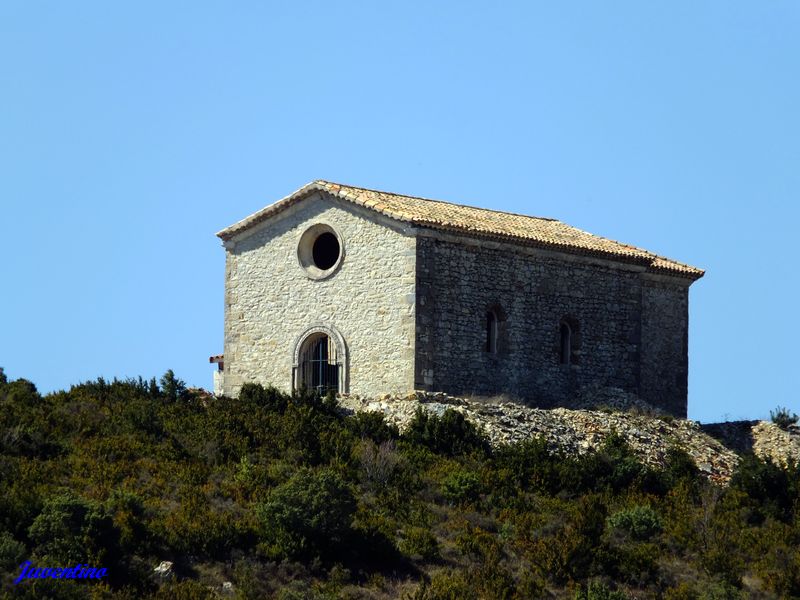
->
212, 181, 703, 417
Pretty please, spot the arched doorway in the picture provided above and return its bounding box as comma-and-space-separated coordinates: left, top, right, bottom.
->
292, 325, 347, 394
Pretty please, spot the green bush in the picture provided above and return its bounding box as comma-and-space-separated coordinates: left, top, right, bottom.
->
256, 467, 356, 560
347, 410, 399, 444
154, 579, 216, 599
520, 495, 607, 583
559, 432, 649, 494
399, 526, 441, 561
239, 382, 289, 413
105, 488, 149, 556
770, 405, 799, 430
754, 542, 800, 597
607, 505, 663, 541
729, 454, 796, 522
663, 583, 698, 600
28, 491, 120, 566
574, 581, 629, 600
664, 446, 701, 486
3, 371, 800, 598
491, 437, 560, 498
0, 530, 25, 570
696, 494, 745, 587
156, 488, 256, 558
409, 570, 473, 600
403, 408, 489, 457
609, 541, 660, 585
349, 506, 402, 565
159, 369, 187, 402
441, 469, 482, 506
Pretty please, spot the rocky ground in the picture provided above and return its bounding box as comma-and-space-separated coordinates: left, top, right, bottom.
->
338, 390, 800, 485
702, 419, 800, 468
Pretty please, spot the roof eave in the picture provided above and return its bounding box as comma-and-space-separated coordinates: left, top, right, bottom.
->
414, 221, 705, 281
215, 180, 706, 282
216, 181, 328, 241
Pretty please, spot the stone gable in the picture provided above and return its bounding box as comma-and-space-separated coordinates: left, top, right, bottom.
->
221, 192, 416, 398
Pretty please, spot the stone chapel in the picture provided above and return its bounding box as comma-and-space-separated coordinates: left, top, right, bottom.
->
210, 180, 703, 417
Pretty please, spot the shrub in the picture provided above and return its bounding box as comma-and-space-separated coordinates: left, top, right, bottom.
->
441, 469, 482, 506
409, 570, 473, 600
0, 530, 25, 570
257, 468, 356, 560
491, 437, 560, 497
770, 405, 798, 430
455, 522, 501, 564
105, 488, 148, 556
610, 542, 660, 585
359, 439, 402, 491
154, 579, 216, 599
28, 491, 120, 566
349, 506, 401, 565
754, 542, 800, 597
399, 526, 441, 561
607, 505, 663, 541
574, 581, 629, 600
664, 446, 701, 486
159, 369, 186, 402
520, 495, 607, 583
156, 487, 256, 558
729, 454, 795, 522
403, 408, 489, 457
559, 432, 648, 494
696, 581, 747, 599
696, 493, 745, 587
663, 583, 698, 600
239, 382, 289, 413
6, 370, 800, 597
347, 411, 399, 444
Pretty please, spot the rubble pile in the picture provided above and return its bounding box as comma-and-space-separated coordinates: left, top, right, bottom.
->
339, 391, 745, 484
702, 419, 800, 468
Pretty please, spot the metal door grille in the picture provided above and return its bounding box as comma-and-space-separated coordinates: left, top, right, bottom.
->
299, 335, 339, 395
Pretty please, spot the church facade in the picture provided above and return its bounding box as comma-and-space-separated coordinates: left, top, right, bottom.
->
211, 181, 703, 417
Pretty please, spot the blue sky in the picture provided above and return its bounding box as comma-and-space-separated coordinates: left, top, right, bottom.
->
1, 2, 797, 422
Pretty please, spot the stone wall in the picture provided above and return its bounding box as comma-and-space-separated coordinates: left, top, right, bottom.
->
220, 197, 694, 415
222, 192, 417, 397
640, 278, 690, 417
414, 233, 692, 415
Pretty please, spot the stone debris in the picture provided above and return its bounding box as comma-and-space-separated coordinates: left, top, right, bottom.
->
752, 422, 800, 466
702, 420, 800, 468
338, 391, 744, 484
153, 561, 173, 579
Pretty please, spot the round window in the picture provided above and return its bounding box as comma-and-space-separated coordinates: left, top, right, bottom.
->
312, 232, 340, 270
297, 224, 344, 280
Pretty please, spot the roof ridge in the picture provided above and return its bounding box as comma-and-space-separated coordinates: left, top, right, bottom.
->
218, 180, 704, 281
316, 179, 560, 223
319, 180, 682, 266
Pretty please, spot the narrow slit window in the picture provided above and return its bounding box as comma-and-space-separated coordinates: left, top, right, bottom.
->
559, 317, 580, 365
486, 311, 498, 354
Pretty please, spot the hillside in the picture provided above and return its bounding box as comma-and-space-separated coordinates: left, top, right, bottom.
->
1, 372, 800, 599
340, 391, 800, 486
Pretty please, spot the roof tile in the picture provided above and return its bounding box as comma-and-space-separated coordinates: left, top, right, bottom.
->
218, 180, 704, 280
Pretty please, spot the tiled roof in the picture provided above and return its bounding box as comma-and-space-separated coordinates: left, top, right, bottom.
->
218, 180, 704, 280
